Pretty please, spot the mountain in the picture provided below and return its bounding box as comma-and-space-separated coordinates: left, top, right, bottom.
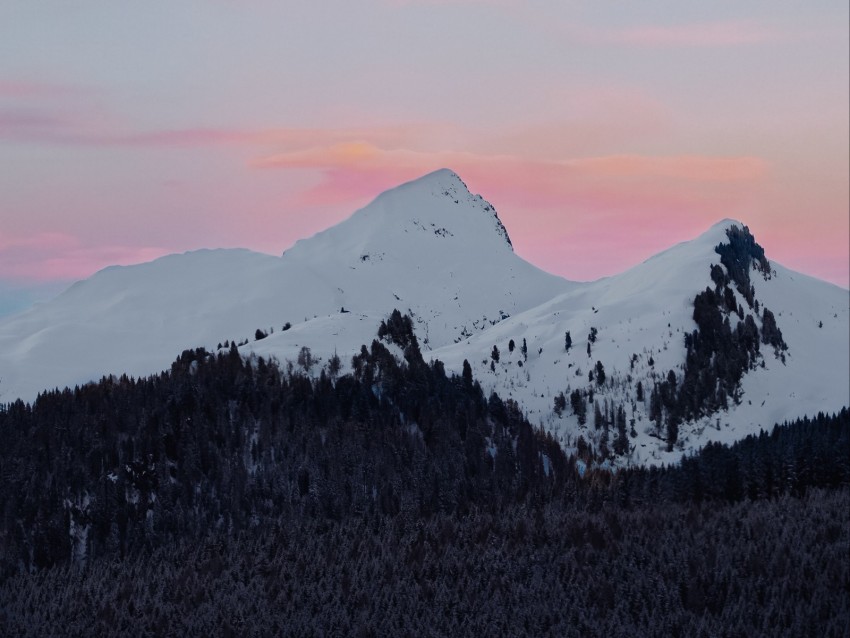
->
0, 169, 847, 465
430, 219, 849, 465
0, 169, 568, 403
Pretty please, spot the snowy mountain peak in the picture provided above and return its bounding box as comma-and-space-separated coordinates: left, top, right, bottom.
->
388, 167, 465, 191
698, 218, 749, 245
710, 217, 746, 231
356, 168, 513, 249
281, 169, 514, 266
636, 217, 752, 276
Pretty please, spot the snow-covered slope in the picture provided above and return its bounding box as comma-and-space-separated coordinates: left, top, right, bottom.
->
429, 219, 850, 465
0, 169, 569, 402
1, 170, 847, 466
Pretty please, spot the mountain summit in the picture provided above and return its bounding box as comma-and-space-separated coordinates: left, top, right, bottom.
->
282, 168, 514, 262
0, 171, 846, 465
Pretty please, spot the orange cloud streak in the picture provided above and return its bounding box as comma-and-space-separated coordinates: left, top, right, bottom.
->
250, 143, 767, 203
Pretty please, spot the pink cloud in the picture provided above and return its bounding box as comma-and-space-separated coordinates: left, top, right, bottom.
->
0, 111, 449, 152
0, 108, 70, 135
0, 232, 168, 282
0, 113, 255, 148
384, 0, 517, 6
94, 126, 425, 149
569, 155, 766, 182
480, 106, 669, 159
571, 21, 785, 47
0, 80, 89, 98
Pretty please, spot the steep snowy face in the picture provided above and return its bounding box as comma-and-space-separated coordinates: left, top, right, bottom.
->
0, 169, 569, 403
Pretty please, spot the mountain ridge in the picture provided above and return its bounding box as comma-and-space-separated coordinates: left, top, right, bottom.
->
0, 169, 568, 402
0, 170, 847, 466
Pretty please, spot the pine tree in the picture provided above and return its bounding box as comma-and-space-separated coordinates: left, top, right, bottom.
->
327, 351, 341, 380
553, 392, 566, 417
594, 402, 604, 430
666, 414, 679, 452
614, 405, 628, 456
595, 361, 606, 386
462, 360, 473, 387
570, 390, 587, 425
297, 346, 314, 372
650, 385, 663, 435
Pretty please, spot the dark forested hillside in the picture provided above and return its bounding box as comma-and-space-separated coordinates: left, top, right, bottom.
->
0, 313, 848, 636
0, 312, 567, 576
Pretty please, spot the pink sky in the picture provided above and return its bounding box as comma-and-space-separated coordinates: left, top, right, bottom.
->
0, 1, 847, 310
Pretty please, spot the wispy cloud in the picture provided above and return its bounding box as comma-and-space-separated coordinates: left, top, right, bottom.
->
570, 20, 785, 47
568, 155, 766, 182
0, 107, 67, 132
251, 143, 766, 185
384, 0, 517, 6
0, 107, 441, 150
0, 80, 90, 98
112, 123, 439, 150
0, 232, 168, 282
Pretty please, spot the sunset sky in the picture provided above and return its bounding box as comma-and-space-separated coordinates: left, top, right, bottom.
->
1, 1, 847, 315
